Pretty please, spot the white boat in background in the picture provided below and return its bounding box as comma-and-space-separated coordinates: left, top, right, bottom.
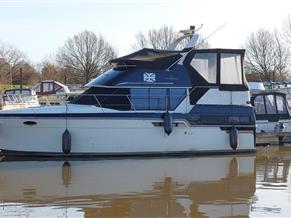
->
32, 80, 71, 96
0, 88, 40, 110
32, 80, 77, 105
0, 26, 256, 157
0, 156, 255, 217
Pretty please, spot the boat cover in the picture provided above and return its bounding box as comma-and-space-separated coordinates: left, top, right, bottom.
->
110, 48, 182, 70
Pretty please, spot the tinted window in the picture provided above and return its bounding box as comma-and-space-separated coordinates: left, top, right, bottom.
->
130, 88, 149, 110
72, 87, 130, 110
131, 88, 167, 110
149, 89, 166, 110
170, 88, 187, 110
276, 95, 288, 114
254, 95, 266, 115
265, 95, 277, 114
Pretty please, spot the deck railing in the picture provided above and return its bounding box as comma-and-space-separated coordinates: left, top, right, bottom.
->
69, 93, 187, 112
0, 86, 223, 111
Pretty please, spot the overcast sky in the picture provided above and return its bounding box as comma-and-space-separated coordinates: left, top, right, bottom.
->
0, 0, 290, 63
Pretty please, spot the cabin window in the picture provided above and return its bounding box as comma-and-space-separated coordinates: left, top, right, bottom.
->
149, 89, 167, 110
254, 95, 266, 115
254, 94, 289, 117
130, 88, 149, 110
43, 82, 54, 92
220, 53, 242, 84
72, 87, 131, 110
54, 83, 63, 92
276, 95, 288, 114
130, 88, 186, 110
130, 88, 166, 110
190, 53, 217, 83
169, 88, 187, 109
73, 87, 186, 111
265, 95, 277, 114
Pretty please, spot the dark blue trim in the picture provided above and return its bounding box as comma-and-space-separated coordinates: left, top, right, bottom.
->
0, 105, 256, 127
0, 148, 256, 160
0, 112, 165, 118
189, 104, 256, 125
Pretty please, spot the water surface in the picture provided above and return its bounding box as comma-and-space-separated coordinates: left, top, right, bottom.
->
0, 147, 291, 217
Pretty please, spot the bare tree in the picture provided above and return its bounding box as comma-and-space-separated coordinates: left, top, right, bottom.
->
0, 42, 27, 85
57, 30, 118, 84
273, 31, 289, 80
282, 14, 291, 46
40, 60, 61, 82
0, 42, 25, 69
244, 29, 289, 81
132, 25, 209, 51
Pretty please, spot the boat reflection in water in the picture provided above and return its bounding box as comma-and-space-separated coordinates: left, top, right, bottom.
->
252, 147, 291, 217
0, 156, 255, 217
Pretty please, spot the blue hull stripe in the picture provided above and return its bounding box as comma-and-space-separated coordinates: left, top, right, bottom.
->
0, 149, 256, 159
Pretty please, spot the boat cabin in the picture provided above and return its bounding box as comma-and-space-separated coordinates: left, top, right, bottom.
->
251, 91, 291, 145
33, 80, 70, 96
72, 48, 249, 111
251, 91, 290, 122
1, 88, 39, 110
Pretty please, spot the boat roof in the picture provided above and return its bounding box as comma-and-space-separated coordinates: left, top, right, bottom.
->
252, 90, 287, 97
248, 82, 265, 91
110, 48, 182, 70
87, 48, 248, 90
4, 88, 35, 94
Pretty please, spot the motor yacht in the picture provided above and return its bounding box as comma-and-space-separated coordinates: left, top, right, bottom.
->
0, 88, 40, 110
0, 27, 256, 157
252, 91, 291, 145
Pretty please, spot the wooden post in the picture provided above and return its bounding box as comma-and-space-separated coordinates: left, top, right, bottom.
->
20, 68, 23, 89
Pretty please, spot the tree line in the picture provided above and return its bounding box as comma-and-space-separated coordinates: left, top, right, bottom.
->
0, 17, 291, 87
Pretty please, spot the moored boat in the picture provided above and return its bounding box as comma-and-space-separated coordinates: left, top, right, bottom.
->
0, 88, 40, 110
251, 91, 291, 145
0, 27, 256, 157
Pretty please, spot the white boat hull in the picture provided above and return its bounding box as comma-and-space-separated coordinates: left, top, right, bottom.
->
0, 119, 255, 157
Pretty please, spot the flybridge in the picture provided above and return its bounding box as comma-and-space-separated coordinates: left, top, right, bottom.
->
87, 48, 248, 91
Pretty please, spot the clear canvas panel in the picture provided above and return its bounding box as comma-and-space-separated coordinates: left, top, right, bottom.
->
221, 53, 242, 84
276, 95, 288, 114
190, 53, 217, 83
265, 95, 277, 114
254, 95, 266, 115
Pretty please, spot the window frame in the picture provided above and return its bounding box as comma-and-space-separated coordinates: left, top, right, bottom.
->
190, 53, 217, 84
186, 49, 248, 91
252, 93, 290, 121
130, 88, 187, 111
220, 53, 243, 85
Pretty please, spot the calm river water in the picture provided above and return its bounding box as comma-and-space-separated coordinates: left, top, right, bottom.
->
0, 146, 291, 217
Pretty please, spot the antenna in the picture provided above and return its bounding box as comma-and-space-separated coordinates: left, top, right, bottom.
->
196, 22, 228, 47
167, 23, 228, 70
